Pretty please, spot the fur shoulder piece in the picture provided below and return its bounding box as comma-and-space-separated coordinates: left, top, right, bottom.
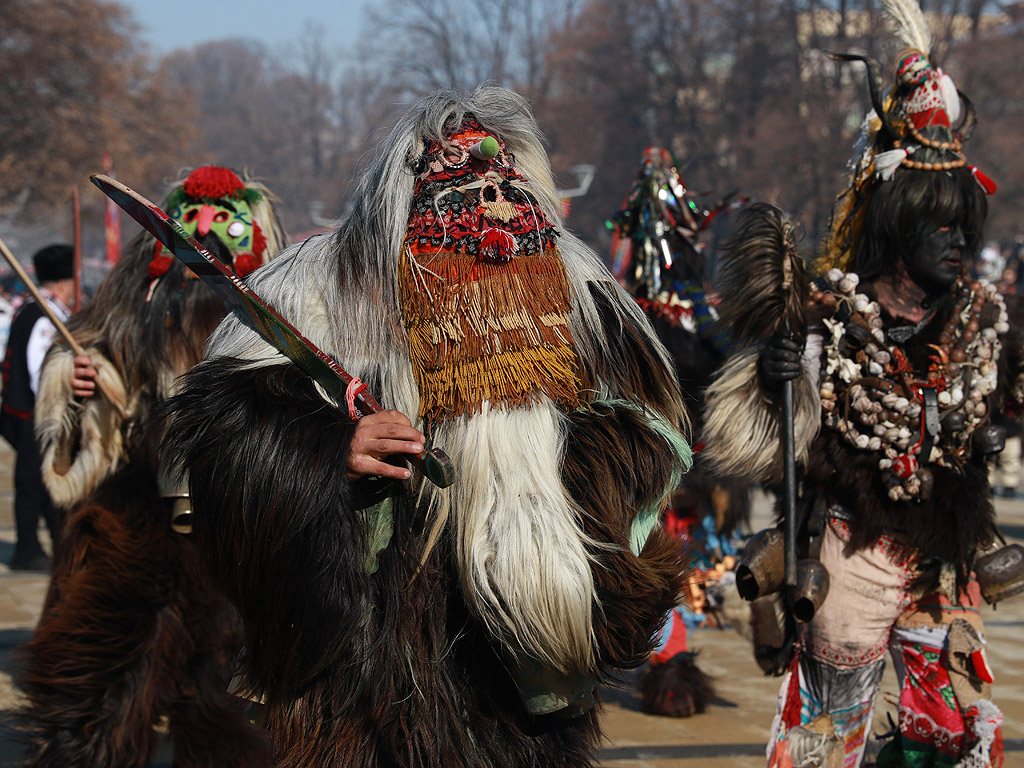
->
36, 345, 129, 508
702, 342, 821, 484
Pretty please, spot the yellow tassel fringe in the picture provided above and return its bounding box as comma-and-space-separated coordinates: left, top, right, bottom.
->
400, 246, 582, 420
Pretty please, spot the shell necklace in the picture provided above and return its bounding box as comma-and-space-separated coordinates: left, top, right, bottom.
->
815, 269, 1007, 501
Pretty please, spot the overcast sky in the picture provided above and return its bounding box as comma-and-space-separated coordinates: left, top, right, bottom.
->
120, 0, 369, 57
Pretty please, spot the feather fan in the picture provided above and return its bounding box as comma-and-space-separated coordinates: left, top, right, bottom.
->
713, 203, 809, 346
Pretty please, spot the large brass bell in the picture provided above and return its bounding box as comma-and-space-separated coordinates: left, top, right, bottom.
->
789, 559, 830, 623
736, 528, 785, 601
976, 544, 1024, 605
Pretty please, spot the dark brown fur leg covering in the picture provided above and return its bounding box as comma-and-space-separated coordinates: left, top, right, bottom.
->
160, 359, 366, 703
256, 514, 602, 768
14, 464, 270, 768
162, 360, 618, 766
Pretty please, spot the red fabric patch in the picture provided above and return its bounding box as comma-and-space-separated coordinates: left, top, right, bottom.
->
663, 508, 697, 540
234, 252, 260, 277
910, 106, 950, 130
148, 249, 174, 279
651, 610, 689, 664
896, 640, 965, 758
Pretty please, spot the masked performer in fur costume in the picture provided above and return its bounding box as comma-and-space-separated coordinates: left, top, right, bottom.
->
703, 4, 1016, 765
611, 148, 752, 539
159, 86, 692, 768
17, 166, 287, 768
609, 147, 743, 717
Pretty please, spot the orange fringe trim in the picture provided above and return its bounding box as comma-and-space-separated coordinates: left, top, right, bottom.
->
400, 246, 582, 420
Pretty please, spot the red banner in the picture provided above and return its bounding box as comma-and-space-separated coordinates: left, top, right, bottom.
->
102, 152, 121, 264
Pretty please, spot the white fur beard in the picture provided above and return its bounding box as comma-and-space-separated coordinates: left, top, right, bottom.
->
425, 398, 597, 674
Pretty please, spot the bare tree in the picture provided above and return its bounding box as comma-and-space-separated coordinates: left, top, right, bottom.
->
291, 23, 338, 178
362, 0, 580, 97
947, 7, 1024, 242
43, 0, 1009, 251
0, 0, 193, 224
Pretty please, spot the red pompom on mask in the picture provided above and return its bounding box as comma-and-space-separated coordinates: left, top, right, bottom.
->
479, 227, 519, 264
181, 166, 245, 201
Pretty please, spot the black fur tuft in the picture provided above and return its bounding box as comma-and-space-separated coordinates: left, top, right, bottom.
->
715, 202, 809, 345
160, 359, 612, 766
806, 429, 995, 587
639, 652, 716, 718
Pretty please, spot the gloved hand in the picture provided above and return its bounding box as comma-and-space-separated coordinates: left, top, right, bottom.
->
759, 336, 804, 390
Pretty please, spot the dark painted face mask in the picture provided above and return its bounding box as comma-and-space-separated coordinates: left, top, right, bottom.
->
905, 225, 967, 291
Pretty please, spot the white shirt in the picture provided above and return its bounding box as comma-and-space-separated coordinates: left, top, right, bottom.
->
26, 290, 70, 396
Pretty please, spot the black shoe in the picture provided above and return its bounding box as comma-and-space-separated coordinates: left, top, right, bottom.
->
8, 552, 50, 572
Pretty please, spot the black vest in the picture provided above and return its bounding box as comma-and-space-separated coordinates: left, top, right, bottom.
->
0, 301, 45, 445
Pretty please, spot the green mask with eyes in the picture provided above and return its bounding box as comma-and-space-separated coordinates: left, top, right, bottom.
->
167, 197, 256, 257
159, 166, 267, 277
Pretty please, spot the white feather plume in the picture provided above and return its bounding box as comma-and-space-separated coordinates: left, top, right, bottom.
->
874, 147, 909, 180
939, 73, 961, 124
881, 0, 932, 53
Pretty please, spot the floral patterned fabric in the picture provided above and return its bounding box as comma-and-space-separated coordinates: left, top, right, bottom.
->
768, 520, 1003, 768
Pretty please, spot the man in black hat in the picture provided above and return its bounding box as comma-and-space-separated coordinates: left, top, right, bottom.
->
0, 244, 75, 570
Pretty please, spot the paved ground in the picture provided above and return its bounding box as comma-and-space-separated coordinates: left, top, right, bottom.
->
0, 441, 1020, 766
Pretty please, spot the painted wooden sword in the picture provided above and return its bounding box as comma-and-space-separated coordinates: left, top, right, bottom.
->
90, 173, 454, 489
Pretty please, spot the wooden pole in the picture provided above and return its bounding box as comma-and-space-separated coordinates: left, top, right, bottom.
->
72, 186, 82, 312
0, 235, 127, 420
782, 378, 798, 589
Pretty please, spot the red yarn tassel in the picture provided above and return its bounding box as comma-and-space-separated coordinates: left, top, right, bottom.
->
147, 246, 174, 279
252, 221, 267, 258
478, 227, 519, 264
234, 252, 260, 277
970, 165, 997, 195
